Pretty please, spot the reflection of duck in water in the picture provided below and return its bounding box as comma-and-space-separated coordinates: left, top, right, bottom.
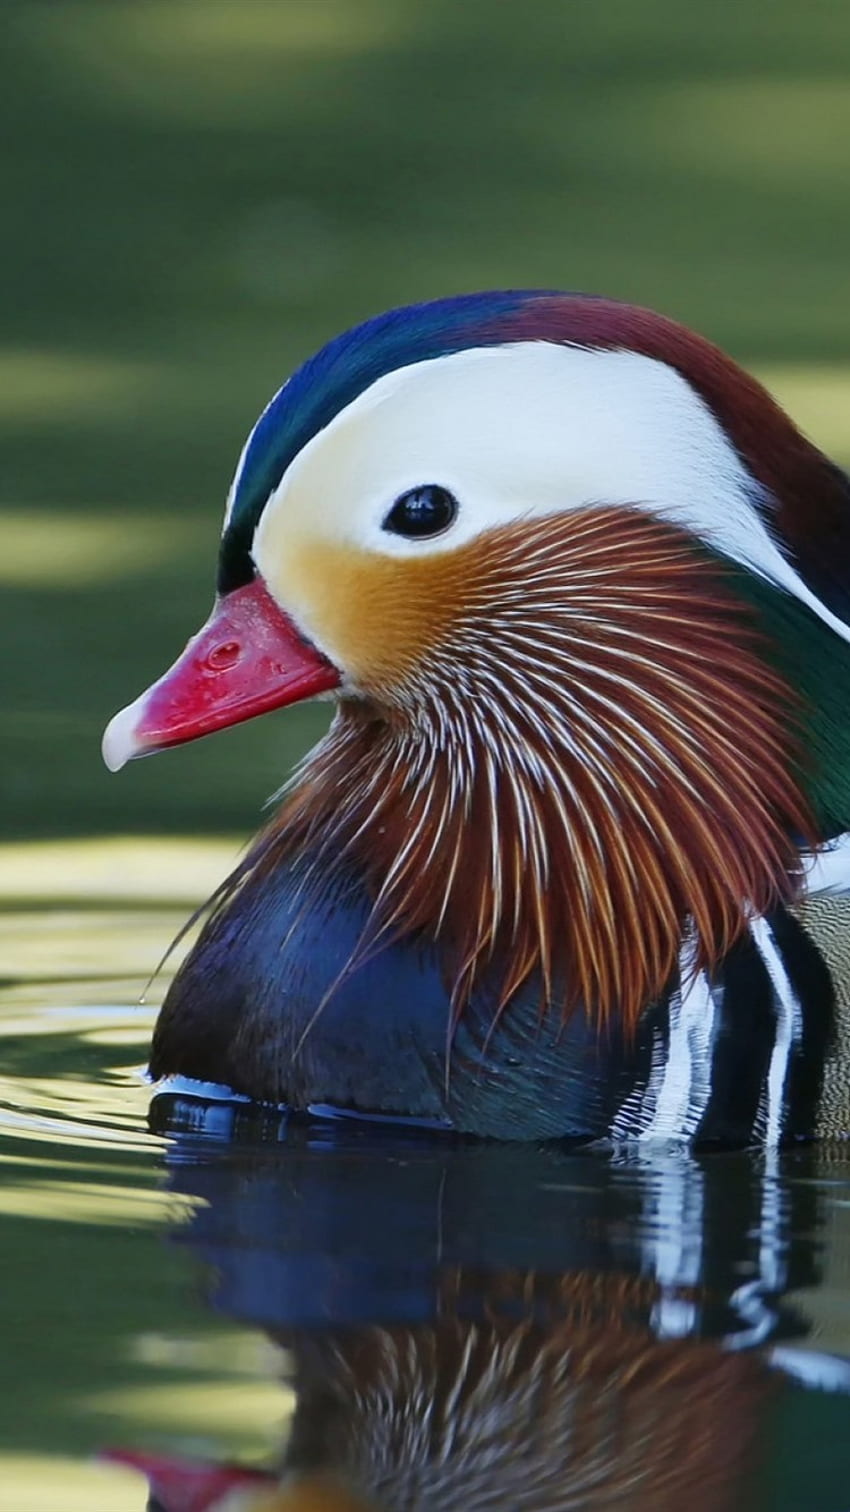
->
104, 292, 850, 1143
108, 1121, 850, 1509
104, 1449, 372, 1510
106, 1338, 779, 1511
273, 1287, 782, 1511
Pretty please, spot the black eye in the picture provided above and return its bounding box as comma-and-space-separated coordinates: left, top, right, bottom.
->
382, 484, 459, 539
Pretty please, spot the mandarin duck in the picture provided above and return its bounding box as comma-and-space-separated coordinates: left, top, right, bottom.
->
103, 291, 850, 1143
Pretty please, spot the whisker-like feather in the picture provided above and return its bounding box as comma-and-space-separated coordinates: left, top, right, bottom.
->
242, 507, 813, 1042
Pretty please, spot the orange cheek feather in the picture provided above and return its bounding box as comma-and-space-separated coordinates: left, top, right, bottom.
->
265, 537, 482, 689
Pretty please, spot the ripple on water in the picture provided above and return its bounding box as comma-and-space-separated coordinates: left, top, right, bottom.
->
0, 835, 237, 1151
0, 908, 174, 1152
0, 865, 286, 1510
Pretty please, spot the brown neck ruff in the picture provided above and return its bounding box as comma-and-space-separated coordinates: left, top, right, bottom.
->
248, 508, 813, 1037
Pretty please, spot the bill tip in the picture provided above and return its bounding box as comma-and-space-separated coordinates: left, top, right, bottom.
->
102, 700, 143, 772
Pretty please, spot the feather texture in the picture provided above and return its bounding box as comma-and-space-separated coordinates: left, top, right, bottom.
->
221, 290, 850, 631
237, 507, 813, 1042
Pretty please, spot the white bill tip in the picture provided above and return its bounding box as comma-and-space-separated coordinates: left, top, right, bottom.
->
101, 695, 146, 772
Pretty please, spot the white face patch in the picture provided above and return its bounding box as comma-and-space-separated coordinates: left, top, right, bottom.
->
250, 341, 850, 645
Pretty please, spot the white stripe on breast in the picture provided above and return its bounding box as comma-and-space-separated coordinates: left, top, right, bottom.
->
640, 951, 716, 1141
610, 934, 717, 1143
749, 914, 802, 1145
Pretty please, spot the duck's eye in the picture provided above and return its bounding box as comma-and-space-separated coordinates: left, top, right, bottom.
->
382, 484, 459, 539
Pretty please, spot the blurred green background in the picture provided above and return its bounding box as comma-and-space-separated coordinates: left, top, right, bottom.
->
3, 9, 850, 1504
3, 0, 850, 843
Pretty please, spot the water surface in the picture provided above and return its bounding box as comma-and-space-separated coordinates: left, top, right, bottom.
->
3, 843, 850, 1509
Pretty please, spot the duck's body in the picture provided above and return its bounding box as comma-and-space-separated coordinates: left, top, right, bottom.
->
104, 292, 850, 1143
150, 839, 833, 1143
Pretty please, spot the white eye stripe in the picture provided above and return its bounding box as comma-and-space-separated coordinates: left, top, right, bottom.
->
252, 341, 850, 645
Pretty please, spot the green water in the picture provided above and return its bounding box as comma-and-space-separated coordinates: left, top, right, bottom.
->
4, 3, 850, 1506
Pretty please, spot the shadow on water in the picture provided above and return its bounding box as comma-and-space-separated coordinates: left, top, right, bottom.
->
106, 1094, 850, 1510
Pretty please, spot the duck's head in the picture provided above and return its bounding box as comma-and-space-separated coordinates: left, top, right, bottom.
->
103, 291, 850, 1032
